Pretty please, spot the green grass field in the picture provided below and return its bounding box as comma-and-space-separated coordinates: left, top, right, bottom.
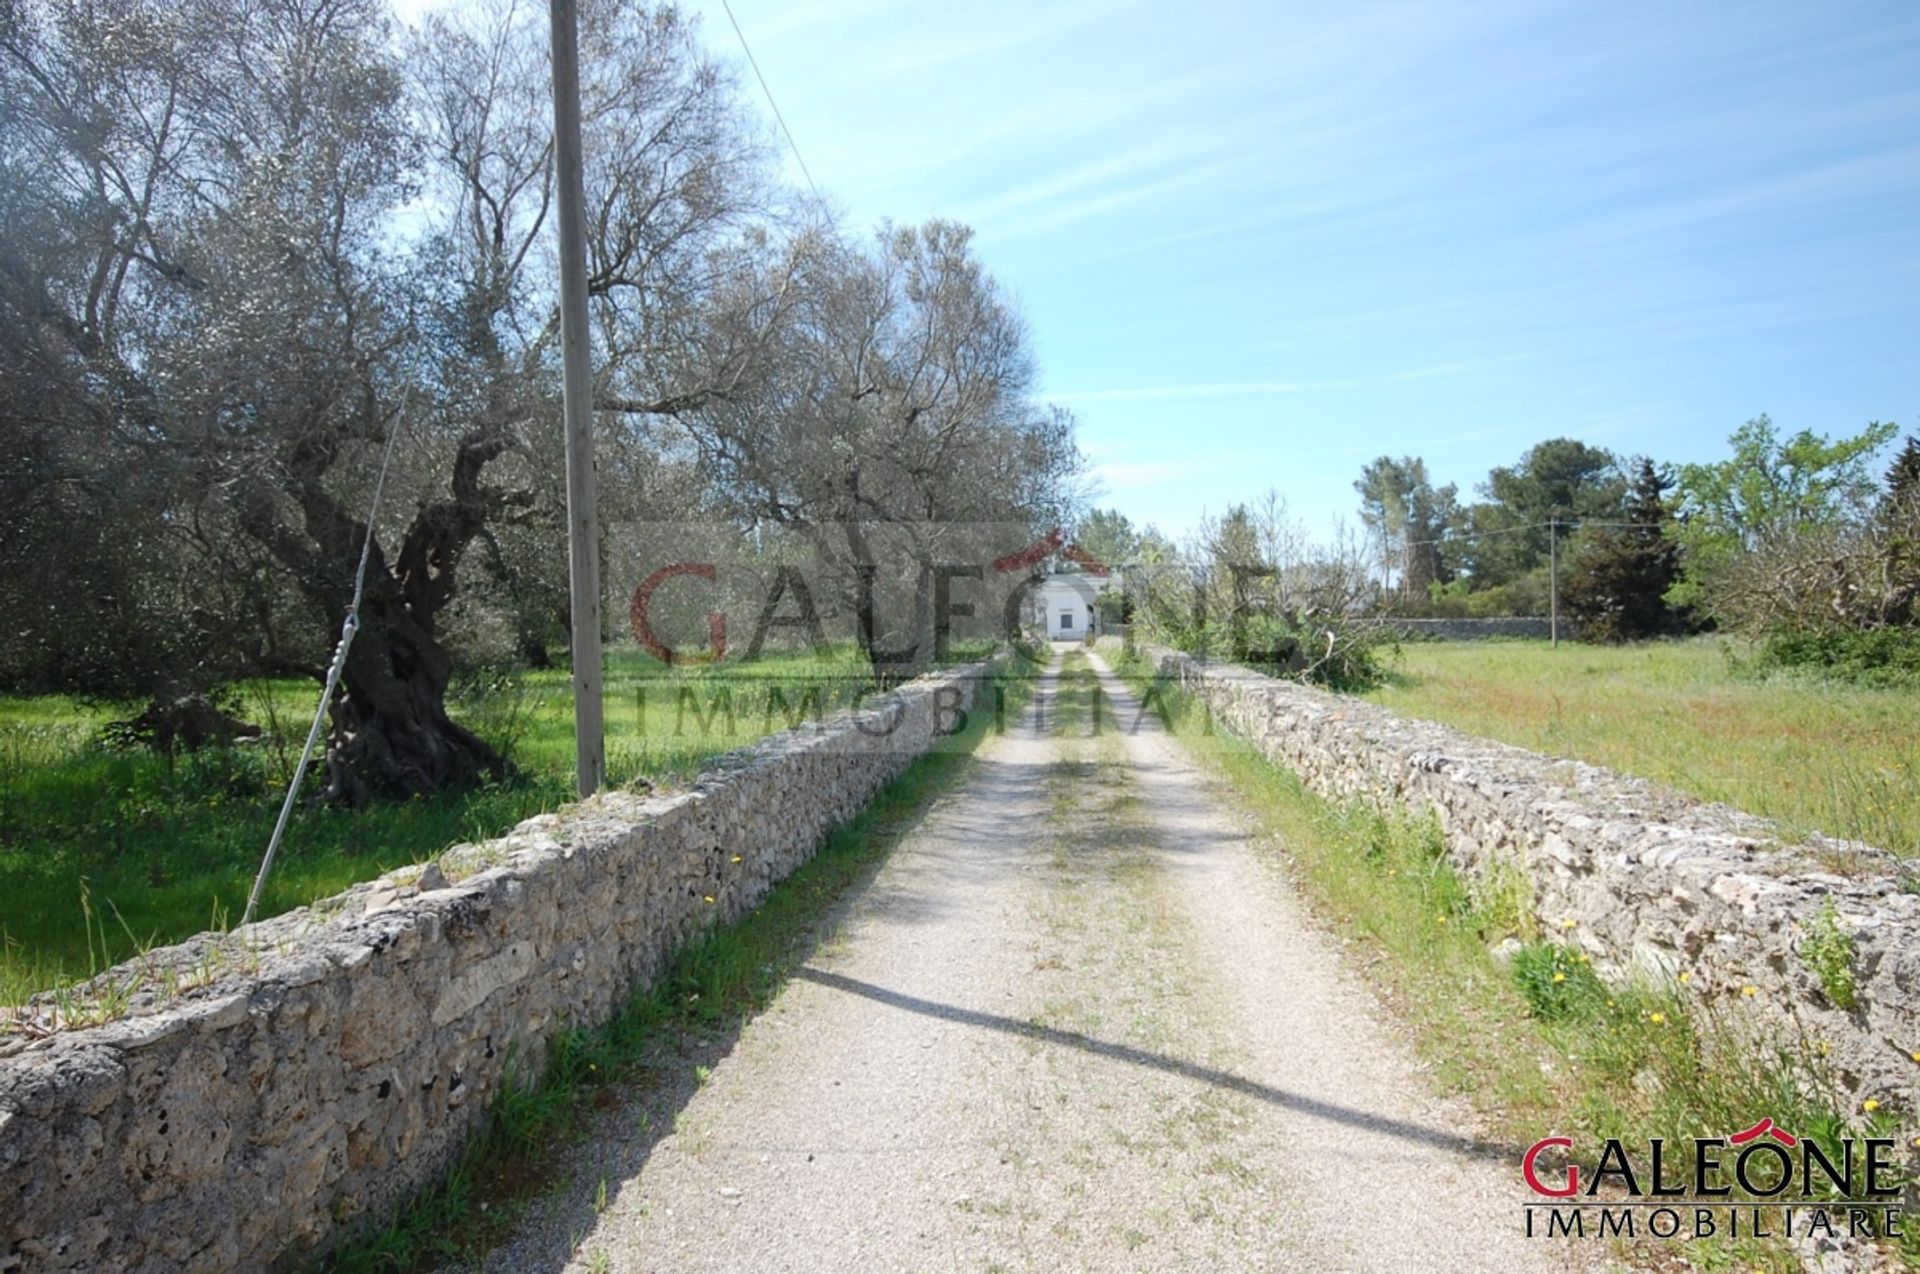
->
0, 643, 980, 1003
1363, 638, 1920, 857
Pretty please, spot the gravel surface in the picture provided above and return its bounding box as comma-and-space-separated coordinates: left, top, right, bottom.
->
470, 650, 1606, 1273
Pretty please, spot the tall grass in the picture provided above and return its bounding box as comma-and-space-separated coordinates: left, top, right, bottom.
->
0, 643, 989, 1002
1363, 638, 1920, 857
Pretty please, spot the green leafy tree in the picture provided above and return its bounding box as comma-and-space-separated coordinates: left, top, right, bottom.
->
1668, 415, 1898, 624
1452, 439, 1624, 586
1562, 459, 1683, 641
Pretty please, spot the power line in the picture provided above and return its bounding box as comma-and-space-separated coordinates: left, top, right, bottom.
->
719, 0, 824, 208
1399, 518, 1669, 551
1399, 520, 1550, 551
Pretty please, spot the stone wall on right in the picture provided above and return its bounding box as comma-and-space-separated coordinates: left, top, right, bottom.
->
1149, 648, 1920, 1116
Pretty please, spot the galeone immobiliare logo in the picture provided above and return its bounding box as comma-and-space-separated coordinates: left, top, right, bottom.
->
1520, 1118, 1906, 1242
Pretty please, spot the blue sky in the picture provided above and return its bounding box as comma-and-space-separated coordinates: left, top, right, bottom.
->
683, 0, 1920, 538
413, 0, 1920, 538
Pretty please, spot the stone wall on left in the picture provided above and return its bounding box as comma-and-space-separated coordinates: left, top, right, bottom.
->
0, 660, 996, 1273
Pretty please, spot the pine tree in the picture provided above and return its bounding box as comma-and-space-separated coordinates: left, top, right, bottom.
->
1884, 434, 1920, 628
1886, 434, 1920, 510
1563, 459, 1683, 642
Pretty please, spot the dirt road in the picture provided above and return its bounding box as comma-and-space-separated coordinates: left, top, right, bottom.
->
477, 649, 1594, 1273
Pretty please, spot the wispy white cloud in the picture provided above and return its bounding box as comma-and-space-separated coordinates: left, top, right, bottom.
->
742, 0, 904, 43
859, 0, 1128, 80
726, 0, 1132, 78
985, 157, 1248, 240
1092, 456, 1230, 489
950, 147, 1177, 224
1574, 145, 1920, 246
695, 0, 1920, 539
1055, 380, 1347, 404
1048, 363, 1487, 404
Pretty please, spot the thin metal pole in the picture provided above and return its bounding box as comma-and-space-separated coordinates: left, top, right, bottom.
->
548, 0, 604, 796
1548, 517, 1559, 648
240, 415, 402, 931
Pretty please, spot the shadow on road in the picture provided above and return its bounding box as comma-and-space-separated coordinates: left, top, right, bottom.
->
794, 965, 1523, 1168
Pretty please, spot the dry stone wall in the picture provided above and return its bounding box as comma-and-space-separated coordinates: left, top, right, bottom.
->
1362, 616, 1561, 641
1149, 648, 1920, 1120
0, 661, 997, 1273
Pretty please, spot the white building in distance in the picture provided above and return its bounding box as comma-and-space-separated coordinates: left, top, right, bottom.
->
1031, 571, 1110, 640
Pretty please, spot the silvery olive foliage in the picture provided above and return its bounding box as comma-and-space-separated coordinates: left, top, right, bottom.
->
0, 0, 1081, 794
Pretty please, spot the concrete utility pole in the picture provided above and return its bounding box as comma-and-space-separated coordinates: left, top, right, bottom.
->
1548, 517, 1559, 648
548, 0, 605, 796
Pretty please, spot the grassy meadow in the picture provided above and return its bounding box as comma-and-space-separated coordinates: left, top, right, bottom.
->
1363, 638, 1920, 857
0, 642, 978, 1003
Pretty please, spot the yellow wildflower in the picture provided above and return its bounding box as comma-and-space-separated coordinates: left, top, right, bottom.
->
1648, 1012, 1666, 1024
1678, 972, 1692, 985
1552, 972, 1567, 984
1561, 918, 1576, 930
703, 894, 716, 904
1741, 985, 1757, 998
1863, 1099, 1881, 1113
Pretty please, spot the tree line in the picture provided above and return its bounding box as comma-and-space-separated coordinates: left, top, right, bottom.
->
0, 0, 1083, 800
1065, 417, 1918, 688
1349, 419, 1919, 654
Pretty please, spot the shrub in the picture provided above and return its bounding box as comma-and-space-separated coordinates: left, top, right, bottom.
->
1402, 574, 1550, 619
1234, 614, 1389, 692
1752, 627, 1920, 686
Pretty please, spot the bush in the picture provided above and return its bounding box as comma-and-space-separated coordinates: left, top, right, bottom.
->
1395, 573, 1552, 620
1753, 627, 1920, 686
1233, 614, 1390, 692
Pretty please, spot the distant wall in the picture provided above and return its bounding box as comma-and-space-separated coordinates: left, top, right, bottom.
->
1363, 617, 1562, 641
0, 661, 996, 1272
1149, 648, 1919, 1118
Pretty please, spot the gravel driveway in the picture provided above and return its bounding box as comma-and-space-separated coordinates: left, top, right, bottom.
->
471, 649, 1603, 1273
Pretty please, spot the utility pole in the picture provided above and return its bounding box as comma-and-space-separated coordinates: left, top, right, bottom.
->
1548, 517, 1559, 649
548, 0, 604, 796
